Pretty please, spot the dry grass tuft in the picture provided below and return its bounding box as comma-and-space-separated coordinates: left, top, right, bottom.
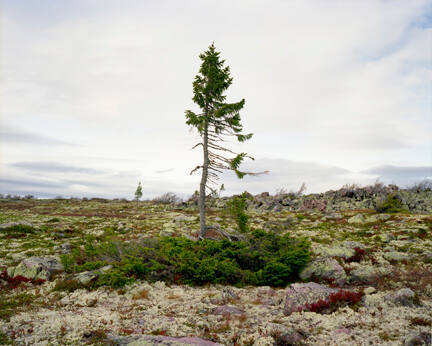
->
132, 289, 149, 300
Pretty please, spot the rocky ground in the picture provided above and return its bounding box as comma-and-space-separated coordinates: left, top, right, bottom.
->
0, 190, 431, 345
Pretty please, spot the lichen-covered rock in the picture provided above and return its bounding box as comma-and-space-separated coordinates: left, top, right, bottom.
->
299, 257, 347, 284
74, 265, 113, 285
274, 330, 307, 345
349, 265, 378, 283
0, 221, 33, 229
383, 251, 410, 262
404, 332, 432, 346
11, 256, 63, 280
173, 215, 197, 223
385, 288, 418, 307
378, 233, 395, 243
316, 246, 355, 260
119, 335, 222, 346
348, 214, 365, 224
284, 282, 339, 316
341, 241, 365, 250
54, 242, 72, 254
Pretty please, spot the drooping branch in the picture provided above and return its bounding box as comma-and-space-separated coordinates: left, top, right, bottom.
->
190, 165, 202, 175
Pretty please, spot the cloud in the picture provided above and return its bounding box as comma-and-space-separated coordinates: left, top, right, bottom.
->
0, 177, 64, 189
154, 168, 175, 174
11, 161, 105, 174
362, 165, 432, 185
0, 1, 430, 198
0, 128, 75, 146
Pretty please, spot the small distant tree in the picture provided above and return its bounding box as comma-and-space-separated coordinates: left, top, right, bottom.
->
185, 43, 265, 239
134, 182, 143, 201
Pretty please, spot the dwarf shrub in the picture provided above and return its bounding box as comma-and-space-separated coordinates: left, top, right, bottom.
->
64, 230, 310, 288
226, 192, 249, 233
375, 193, 407, 213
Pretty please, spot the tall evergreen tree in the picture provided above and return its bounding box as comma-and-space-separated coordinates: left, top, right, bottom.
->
185, 43, 255, 239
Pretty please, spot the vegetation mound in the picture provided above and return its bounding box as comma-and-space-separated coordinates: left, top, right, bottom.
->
60, 230, 310, 288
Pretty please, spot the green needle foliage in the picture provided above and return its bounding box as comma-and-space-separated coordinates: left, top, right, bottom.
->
227, 192, 249, 233
56, 231, 310, 289
134, 182, 143, 201
185, 43, 257, 238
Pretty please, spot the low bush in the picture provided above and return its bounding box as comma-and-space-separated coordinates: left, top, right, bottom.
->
62, 230, 310, 288
2, 224, 36, 238
226, 192, 249, 233
152, 192, 182, 205
375, 193, 407, 213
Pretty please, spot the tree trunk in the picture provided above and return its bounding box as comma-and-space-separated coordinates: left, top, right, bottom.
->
199, 123, 209, 239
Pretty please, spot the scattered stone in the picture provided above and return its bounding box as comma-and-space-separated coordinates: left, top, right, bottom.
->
299, 257, 347, 284
74, 265, 113, 285
378, 233, 394, 243
274, 330, 307, 345
324, 212, 343, 220
173, 215, 197, 223
341, 240, 365, 250
10, 256, 63, 280
316, 246, 356, 260
404, 332, 432, 346
284, 282, 339, 316
348, 214, 366, 224
383, 251, 410, 262
54, 242, 72, 254
385, 288, 419, 307
349, 265, 378, 284
364, 287, 376, 295
0, 221, 33, 229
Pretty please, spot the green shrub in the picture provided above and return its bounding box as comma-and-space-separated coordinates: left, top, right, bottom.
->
60, 231, 310, 288
2, 224, 35, 238
60, 254, 75, 273
226, 192, 249, 233
375, 193, 407, 213
0, 330, 12, 344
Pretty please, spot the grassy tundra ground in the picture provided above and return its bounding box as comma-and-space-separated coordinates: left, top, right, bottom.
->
0, 196, 431, 345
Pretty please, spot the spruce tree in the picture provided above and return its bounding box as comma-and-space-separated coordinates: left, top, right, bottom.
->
134, 182, 143, 201
185, 43, 255, 239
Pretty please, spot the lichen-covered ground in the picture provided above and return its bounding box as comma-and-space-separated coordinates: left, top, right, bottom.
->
1, 198, 431, 345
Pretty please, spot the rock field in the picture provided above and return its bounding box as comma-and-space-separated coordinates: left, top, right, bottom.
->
0, 188, 431, 345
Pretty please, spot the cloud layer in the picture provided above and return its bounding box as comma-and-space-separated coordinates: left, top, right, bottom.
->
0, 0, 430, 198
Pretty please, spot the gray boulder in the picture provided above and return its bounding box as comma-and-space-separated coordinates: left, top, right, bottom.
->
349, 265, 378, 284
299, 257, 347, 284
284, 282, 339, 315
108, 335, 222, 346
316, 246, 355, 260
0, 221, 33, 229
383, 251, 410, 262
384, 288, 419, 307
74, 265, 113, 285
404, 332, 431, 346
10, 256, 63, 280
347, 214, 365, 224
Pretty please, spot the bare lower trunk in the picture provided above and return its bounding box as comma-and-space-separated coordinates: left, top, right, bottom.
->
199, 125, 209, 239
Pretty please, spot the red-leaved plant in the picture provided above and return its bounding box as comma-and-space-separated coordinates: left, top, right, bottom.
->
0, 270, 46, 290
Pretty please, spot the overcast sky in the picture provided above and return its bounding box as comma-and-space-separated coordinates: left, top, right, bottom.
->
1, 0, 431, 199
